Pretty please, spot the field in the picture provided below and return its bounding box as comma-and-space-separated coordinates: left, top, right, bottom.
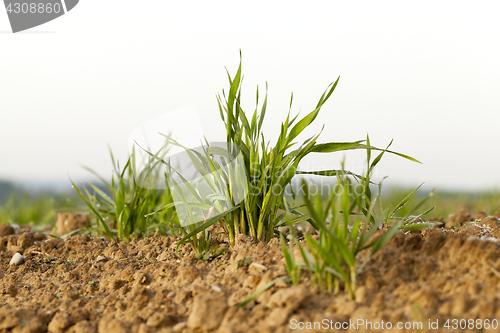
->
1, 188, 500, 333
2, 60, 500, 333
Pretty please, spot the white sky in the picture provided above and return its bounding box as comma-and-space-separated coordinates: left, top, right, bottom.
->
1, 1, 499, 191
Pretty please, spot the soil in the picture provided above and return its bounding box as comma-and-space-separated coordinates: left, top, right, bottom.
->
55, 213, 91, 237
2, 210, 500, 332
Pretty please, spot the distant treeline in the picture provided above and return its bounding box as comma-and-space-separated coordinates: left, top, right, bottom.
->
0, 180, 16, 204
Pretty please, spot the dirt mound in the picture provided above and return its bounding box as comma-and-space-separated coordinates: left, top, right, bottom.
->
55, 213, 91, 236
2, 214, 500, 332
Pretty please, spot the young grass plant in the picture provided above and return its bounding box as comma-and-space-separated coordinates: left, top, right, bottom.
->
173, 54, 420, 247
282, 175, 402, 300
143, 140, 243, 254
299, 135, 436, 231
359, 138, 436, 230
72, 148, 178, 241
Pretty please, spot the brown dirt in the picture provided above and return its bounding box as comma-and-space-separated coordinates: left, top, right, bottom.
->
55, 213, 91, 236
2, 212, 500, 332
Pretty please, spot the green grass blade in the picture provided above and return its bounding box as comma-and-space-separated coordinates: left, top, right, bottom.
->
237, 276, 290, 308
70, 179, 113, 239
177, 205, 240, 249
87, 182, 114, 207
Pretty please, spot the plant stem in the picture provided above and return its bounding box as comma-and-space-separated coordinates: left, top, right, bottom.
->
350, 266, 357, 300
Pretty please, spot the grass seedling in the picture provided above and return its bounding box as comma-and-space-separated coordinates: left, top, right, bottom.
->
140, 140, 244, 254
282, 173, 403, 300
72, 147, 178, 241
194, 246, 227, 261
135, 260, 154, 268
234, 256, 252, 269
237, 275, 291, 308
167, 54, 420, 248
303, 135, 436, 231
42, 255, 56, 263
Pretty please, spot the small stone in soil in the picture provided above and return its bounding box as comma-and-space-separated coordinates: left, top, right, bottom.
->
10, 253, 25, 266
173, 322, 186, 332
249, 262, 268, 271
95, 255, 106, 263
212, 285, 223, 292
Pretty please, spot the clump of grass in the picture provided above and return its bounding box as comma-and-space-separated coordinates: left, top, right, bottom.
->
72, 148, 178, 241
282, 173, 402, 300
169, 54, 419, 248
73, 145, 227, 255
281, 142, 436, 299
74, 144, 236, 255
298, 136, 435, 231
152, 141, 243, 254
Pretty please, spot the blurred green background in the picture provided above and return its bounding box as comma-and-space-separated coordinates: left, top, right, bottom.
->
1, 179, 498, 228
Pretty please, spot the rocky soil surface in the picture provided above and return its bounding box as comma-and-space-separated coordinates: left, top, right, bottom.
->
2, 210, 500, 332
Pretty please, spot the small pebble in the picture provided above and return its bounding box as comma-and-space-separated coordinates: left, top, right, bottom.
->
10, 253, 25, 266
95, 256, 106, 263
173, 322, 186, 332
167, 291, 176, 298
212, 285, 222, 293
249, 262, 268, 271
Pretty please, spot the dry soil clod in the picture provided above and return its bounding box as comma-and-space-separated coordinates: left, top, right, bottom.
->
0, 224, 15, 237
444, 209, 473, 229
55, 212, 91, 236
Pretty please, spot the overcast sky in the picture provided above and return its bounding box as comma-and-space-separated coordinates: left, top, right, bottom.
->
1, 1, 499, 192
